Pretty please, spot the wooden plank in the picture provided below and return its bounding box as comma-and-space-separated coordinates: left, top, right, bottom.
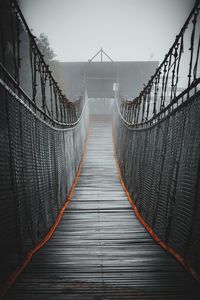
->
6, 118, 200, 299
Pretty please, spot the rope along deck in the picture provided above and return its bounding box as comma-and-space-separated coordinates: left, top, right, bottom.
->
5, 117, 200, 299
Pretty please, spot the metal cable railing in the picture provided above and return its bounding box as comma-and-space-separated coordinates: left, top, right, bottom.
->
117, 0, 200, 128
0, 0, 89, 289
114, 0, 200, 282
0, 0, 85, 127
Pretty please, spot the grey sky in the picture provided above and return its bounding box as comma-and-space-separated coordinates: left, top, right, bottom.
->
20, 0, 195, 62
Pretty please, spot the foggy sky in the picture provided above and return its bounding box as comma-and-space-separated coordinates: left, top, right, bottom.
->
20, 0, 195, 63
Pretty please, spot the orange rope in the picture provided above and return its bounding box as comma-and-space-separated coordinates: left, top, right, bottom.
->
112, 120, 200, 285
0, 120, 91, 299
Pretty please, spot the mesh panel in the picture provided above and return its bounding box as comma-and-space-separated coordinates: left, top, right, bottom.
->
115, 92, 200, 275
0, 84, 88, 285
0, 86, 19, 284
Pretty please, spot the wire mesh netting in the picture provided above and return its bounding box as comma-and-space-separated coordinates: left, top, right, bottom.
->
0, 0, 89, 287
114, 0, 200, 278
114, 91, 200, 275
0, 82, 88, 286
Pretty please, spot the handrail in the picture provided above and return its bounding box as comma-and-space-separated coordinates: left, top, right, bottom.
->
117, 0, 200, 127
0, 0, 85, 127
0, 62, 86, 129
12, 0, 68, 104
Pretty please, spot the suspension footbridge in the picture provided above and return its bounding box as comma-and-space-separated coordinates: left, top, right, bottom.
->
0, 1, 200, 299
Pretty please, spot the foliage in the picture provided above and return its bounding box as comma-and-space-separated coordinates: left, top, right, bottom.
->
35, 33, 56, 63
35, 33, 66, 93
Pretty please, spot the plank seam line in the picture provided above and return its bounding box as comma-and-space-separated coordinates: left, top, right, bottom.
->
112, 119, 200, 285
0, 119, 91, 299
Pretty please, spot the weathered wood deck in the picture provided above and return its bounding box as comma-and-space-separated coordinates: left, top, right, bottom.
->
6, 118, 200, 299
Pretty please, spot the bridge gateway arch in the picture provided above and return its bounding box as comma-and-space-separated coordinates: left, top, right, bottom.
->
60, 48, 159, 115
0, 0, 200, 299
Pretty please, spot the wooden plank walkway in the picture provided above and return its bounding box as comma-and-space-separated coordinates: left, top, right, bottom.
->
6, 118, 200, 299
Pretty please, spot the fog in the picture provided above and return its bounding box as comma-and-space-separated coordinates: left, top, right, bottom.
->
20, 0, 195, 63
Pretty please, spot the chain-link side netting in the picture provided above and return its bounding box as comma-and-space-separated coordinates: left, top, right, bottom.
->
114, 91, 200, 276
0, 82, 88, 286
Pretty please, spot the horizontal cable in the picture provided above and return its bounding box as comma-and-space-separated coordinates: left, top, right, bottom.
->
117, 0, 200, 128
